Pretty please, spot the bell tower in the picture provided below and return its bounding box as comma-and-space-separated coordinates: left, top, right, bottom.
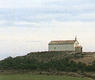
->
75, 36, 77, 41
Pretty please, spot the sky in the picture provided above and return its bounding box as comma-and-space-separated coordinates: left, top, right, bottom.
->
0, 0, 95, 59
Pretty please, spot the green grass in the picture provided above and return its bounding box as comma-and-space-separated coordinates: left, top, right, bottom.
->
0, 73, 92, 80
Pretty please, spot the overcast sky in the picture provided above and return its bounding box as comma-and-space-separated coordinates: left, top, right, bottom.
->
0, 0, 95, 59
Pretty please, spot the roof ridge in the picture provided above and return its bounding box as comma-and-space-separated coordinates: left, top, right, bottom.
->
49, 40, 76, 45
51, 40, 75, 42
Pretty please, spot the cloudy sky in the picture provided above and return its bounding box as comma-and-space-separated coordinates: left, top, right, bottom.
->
0, 0, 95, 59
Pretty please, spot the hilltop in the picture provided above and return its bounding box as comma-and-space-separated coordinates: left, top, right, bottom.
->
0, 51, 95, 73
23, 51, 95, 65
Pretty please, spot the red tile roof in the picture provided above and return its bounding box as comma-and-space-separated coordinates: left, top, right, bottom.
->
75, 46, 82, 48
49, 40, 75, 45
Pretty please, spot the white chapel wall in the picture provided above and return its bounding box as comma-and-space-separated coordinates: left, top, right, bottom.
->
49, 44, 75, 51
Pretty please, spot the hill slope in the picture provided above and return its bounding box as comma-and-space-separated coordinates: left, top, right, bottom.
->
0, 51, 95, 72
26, 51, 95, 65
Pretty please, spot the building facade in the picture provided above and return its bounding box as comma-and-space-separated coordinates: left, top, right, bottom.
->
48, 37, 82, 53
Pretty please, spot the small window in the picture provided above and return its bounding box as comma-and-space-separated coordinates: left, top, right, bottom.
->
54, 47, 56, 49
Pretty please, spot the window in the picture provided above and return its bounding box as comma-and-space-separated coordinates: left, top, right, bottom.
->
54, 47, 56, 49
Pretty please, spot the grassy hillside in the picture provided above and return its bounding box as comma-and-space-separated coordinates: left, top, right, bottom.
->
0, 51, 95, 73
0, 73, 92, 80
26, 51, 77, 62
72, 52, 95, 65
26, 51, 95, 64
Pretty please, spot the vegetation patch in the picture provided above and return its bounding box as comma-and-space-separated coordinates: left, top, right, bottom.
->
0, 51, 95, 79
0, 74, 92, 80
